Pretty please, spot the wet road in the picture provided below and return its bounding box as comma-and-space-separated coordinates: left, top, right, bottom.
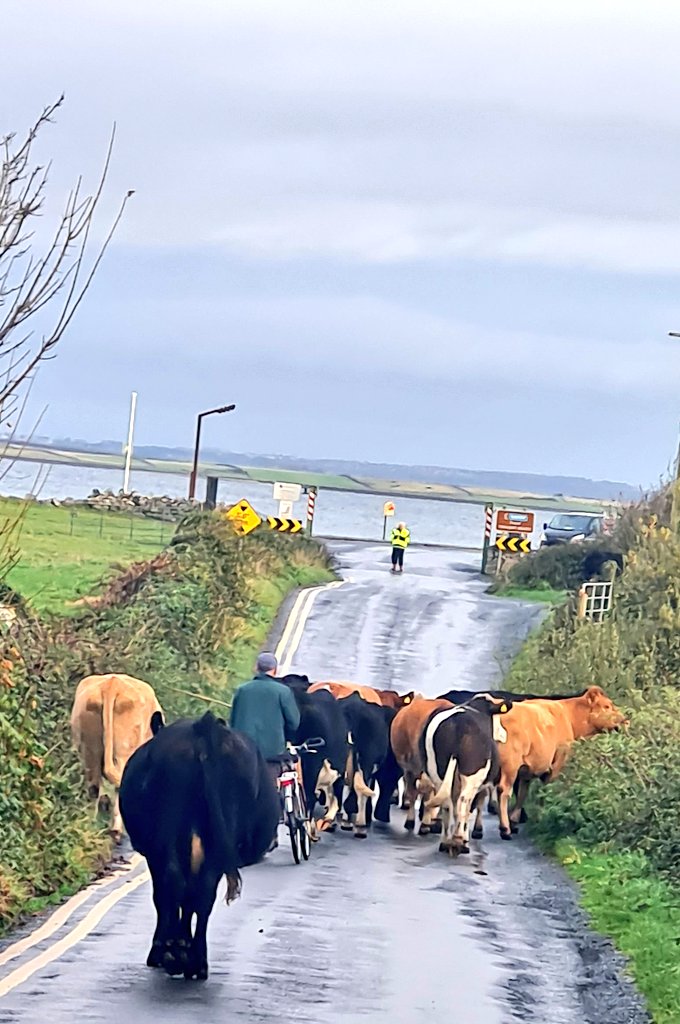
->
0, 544, 647, 1023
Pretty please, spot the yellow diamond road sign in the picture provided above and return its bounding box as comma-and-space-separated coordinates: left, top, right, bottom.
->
226, 499, 262, 536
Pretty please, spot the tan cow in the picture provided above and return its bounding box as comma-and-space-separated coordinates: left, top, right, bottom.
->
493, 685, 627, 840
308, 681, 419, 708
71, 673, 163, 842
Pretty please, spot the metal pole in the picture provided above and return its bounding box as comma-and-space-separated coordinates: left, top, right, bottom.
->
188, 413, 204, 501
481, 503, 494, 574
122, 391, 138, 494
188, 404, 236, 501
383, 516, 388, 541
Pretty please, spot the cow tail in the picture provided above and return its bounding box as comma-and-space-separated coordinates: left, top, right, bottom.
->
194, 713, 242, 904
102, 678, 121, 788
430, 757, 457, 807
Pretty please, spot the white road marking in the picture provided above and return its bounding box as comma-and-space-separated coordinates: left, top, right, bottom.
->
0, 870, 150, 997
0, 854, 143, 970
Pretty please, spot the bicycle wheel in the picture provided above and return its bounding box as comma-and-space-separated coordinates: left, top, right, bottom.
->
295, 788, 311, 861
286, 811, 301, 864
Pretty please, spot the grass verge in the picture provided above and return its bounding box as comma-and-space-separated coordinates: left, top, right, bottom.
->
491, 582, 568, 604
501, 499, 680, 1022
555, 844, 680, 1024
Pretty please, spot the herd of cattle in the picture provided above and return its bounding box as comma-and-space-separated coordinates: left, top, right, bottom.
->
69, 672, 628, 981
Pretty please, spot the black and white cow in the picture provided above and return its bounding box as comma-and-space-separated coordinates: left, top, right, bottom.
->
392, 694, 512, 854
119, 711, 278, 981
279, 673, 349, 832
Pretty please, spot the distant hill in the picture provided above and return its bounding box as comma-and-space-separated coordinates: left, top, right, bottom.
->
27, 435, 641, 502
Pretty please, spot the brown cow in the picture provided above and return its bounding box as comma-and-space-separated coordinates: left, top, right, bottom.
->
494, 685, 627, 840
71, 673, 163, 842
308, 681, 383, 705
308, 681, 417, 709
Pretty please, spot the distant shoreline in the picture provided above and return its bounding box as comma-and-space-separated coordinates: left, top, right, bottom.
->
1, 443, 613, 513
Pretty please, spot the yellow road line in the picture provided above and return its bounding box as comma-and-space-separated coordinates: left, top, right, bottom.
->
278, 581, 344, 674
274, 587, 315, 664
0, 870, 150, 997
0, 854, 143, 970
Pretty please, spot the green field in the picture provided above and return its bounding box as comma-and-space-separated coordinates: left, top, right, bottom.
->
1, 500, 168, 613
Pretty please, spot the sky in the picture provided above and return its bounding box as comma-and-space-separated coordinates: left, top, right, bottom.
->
2, 0, 680, 486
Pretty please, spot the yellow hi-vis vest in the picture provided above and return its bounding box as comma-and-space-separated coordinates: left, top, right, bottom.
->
391, 527, 410, 549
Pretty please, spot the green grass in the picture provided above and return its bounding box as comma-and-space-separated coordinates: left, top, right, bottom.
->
0, 499, 168, 613
491, 583, 568, 604
555, 844, 680, 1024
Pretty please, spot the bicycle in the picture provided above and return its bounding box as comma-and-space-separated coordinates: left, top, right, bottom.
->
276, 737, 325, 864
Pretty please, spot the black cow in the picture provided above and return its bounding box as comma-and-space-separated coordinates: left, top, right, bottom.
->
417, 695, 512, 854
279, 674, 349, 832
373, 705, 402, 826
119, 711, 279, 981
583, 548, 624, 579
437, 688, 587, 705
339, 693, 392, 838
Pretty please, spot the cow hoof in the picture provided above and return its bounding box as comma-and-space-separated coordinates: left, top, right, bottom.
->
438, 842, 453, 855
472, 828, 484, 840
354, 830, 368, 839
519, 809, 529, 824
340, 822, 354, 832
98, 795, 112, 815
401, 799, 411, 811
419, 824, 431, 836
146, 943, 164, 969
184, 963, 208, 981
510, 822, 519, 835
429, 820, 443, 835
500, 830, 512, 841
459, 844, 470, 855
404, 819, 415, 832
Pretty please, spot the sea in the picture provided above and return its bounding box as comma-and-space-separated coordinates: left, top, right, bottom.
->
0, 460, 558, 550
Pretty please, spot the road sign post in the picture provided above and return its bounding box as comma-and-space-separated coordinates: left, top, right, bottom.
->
383, 501, 396, 541
306, 487, 317, 536
481, 503, 494, 574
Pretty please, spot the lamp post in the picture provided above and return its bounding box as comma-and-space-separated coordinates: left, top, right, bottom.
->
188, 404, 236, 500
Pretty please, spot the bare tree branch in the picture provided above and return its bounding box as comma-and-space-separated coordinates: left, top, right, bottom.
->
0, 98, 130, 584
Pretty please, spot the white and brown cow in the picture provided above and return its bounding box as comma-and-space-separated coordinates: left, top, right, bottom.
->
70, 673, 163, 841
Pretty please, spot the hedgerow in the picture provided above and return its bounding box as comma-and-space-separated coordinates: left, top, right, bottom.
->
0, 511, 333, 930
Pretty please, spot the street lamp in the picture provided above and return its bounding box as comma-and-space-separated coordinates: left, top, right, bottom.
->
188, 404, 236, 500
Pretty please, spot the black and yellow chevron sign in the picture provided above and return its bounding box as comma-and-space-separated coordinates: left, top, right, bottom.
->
496, 535, 531, 554
267, 516, 303, 534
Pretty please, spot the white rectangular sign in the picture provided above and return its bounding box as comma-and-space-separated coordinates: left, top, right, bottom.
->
278, 500, 294, 518
273, 482, 302, 502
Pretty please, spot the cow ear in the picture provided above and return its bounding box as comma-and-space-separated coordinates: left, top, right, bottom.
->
497, 702, 511, 714
403, 692, 412, 705
586, 686, 602, 704
150, 711, 165, 735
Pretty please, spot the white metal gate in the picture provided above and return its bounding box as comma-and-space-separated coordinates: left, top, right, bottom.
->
577, 581, 613, 622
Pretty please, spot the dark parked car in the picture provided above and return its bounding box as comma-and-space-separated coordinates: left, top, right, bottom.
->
539, 513, 604, 547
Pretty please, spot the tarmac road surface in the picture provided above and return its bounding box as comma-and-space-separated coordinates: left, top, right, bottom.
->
0, 544, 648, 1024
